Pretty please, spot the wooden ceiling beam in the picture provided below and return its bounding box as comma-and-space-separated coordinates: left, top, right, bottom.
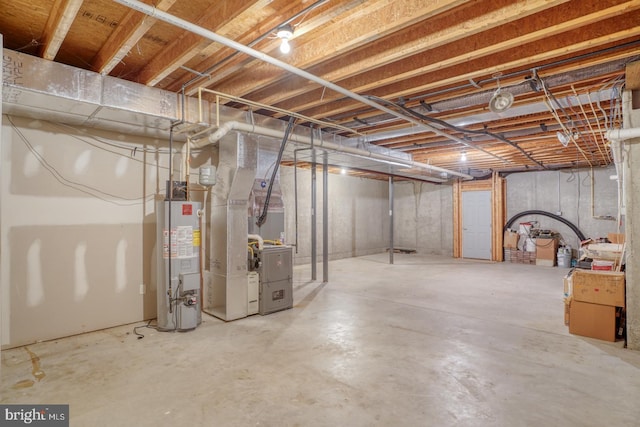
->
163, 0, 337, 92
273, 3, 640, 118
91, 0, 177, 75
134, 0, 264, 86
295, 33, 638, 123
38, 0, 84, 60
205, 0, 470, 97
247, 0, 574, 109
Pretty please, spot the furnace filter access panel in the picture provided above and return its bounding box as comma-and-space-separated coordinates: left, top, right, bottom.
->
259, 245, 293, 315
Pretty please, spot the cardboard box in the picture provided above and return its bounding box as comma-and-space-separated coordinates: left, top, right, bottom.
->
583, 243, 623, 261
536, 238, 558, 261
503, 230, 518, 249
592, 260, 614, 271
569, 300, 616, 342
607, 233, 625, 244
572, 269, 625, 307
563, 295, 572, 326
536, 258, 555, 267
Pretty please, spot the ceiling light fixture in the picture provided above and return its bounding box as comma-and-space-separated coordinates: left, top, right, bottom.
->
460, 151, 467, 162
557, 130, 579, 147
340, 168, 347, 175
277, 24, 293, 54
488, 72, 514, 114
556, 131, 570, 147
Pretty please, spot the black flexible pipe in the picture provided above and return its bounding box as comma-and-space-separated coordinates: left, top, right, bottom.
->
504, 210, 586, 242
256, 117, 295, 227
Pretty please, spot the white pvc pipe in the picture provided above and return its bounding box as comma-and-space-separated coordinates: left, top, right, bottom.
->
606, 128, 640, 141
112, 0, 509, 166
248, 234, 264, 251
190, 121, 472, 180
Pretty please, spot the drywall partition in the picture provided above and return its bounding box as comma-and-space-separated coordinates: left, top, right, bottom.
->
279, 166, 389, 265
505, 167, 619, 250
393, 181, 454, 256
0, 116, 168, 348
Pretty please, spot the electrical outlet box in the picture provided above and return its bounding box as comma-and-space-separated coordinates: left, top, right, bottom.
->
139, 284, 146, 294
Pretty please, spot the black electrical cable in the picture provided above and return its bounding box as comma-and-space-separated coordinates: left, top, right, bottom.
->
256, 117, 295, 227
504, 210, 587, 242
133, 320, 157, 340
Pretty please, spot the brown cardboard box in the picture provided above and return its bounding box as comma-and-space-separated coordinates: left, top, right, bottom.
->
583, 243, 623, 261
572, 269, 625, 307
569, 300, 616, 341
504, 230, 518, 249
563, 295, 572, 326
607, 233, 625, 244
536, 238, 558, 261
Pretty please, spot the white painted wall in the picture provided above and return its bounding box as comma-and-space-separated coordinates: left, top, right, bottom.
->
0, 115, 169, 348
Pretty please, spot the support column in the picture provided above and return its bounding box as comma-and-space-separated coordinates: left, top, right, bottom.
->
389, 176, 394, 265
625, 138, 640, 349
323, 152, 329, 282
311, 149, 317, 281
621, 72, 640, 348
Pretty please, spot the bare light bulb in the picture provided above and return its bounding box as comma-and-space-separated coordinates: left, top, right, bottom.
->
280, 38, 291, 54
460, 151, 467, 162
277, 24, 293, 54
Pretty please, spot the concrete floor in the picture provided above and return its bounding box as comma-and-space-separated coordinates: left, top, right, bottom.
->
2, 253, 640, 426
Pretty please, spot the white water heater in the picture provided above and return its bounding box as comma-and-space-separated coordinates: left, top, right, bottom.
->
156, 200, 202, 331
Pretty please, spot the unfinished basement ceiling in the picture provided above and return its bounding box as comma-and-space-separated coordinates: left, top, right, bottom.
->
1, 0, 639, 176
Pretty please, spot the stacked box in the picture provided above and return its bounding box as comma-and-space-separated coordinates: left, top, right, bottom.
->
566, 269, 625, 342
504, 230, 519, 249
504, 248, 536, 264
535, 237, 558, 266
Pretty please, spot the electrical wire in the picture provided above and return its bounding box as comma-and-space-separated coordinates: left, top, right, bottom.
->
53, 121, 175, 157
133, 319, 157, 340
540, 81, 593, 167
7, 116, 156, 206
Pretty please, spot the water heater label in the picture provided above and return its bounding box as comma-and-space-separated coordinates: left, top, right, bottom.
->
163, 226, 195, 258
182, 204, 193, 215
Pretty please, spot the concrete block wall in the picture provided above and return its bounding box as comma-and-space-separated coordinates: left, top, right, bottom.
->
394, 181, 453, 256
505, 167, 621, 251
279, 166, 390, 265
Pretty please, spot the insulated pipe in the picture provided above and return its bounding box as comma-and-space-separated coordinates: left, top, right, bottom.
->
248, 234, 264, 251
112, 0, 487, 168
610, 140, 624, 233
189, 121, 473, 180
606, 128, 640, 141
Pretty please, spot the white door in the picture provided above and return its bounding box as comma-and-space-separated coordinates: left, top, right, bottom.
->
462, 190, 492, 260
